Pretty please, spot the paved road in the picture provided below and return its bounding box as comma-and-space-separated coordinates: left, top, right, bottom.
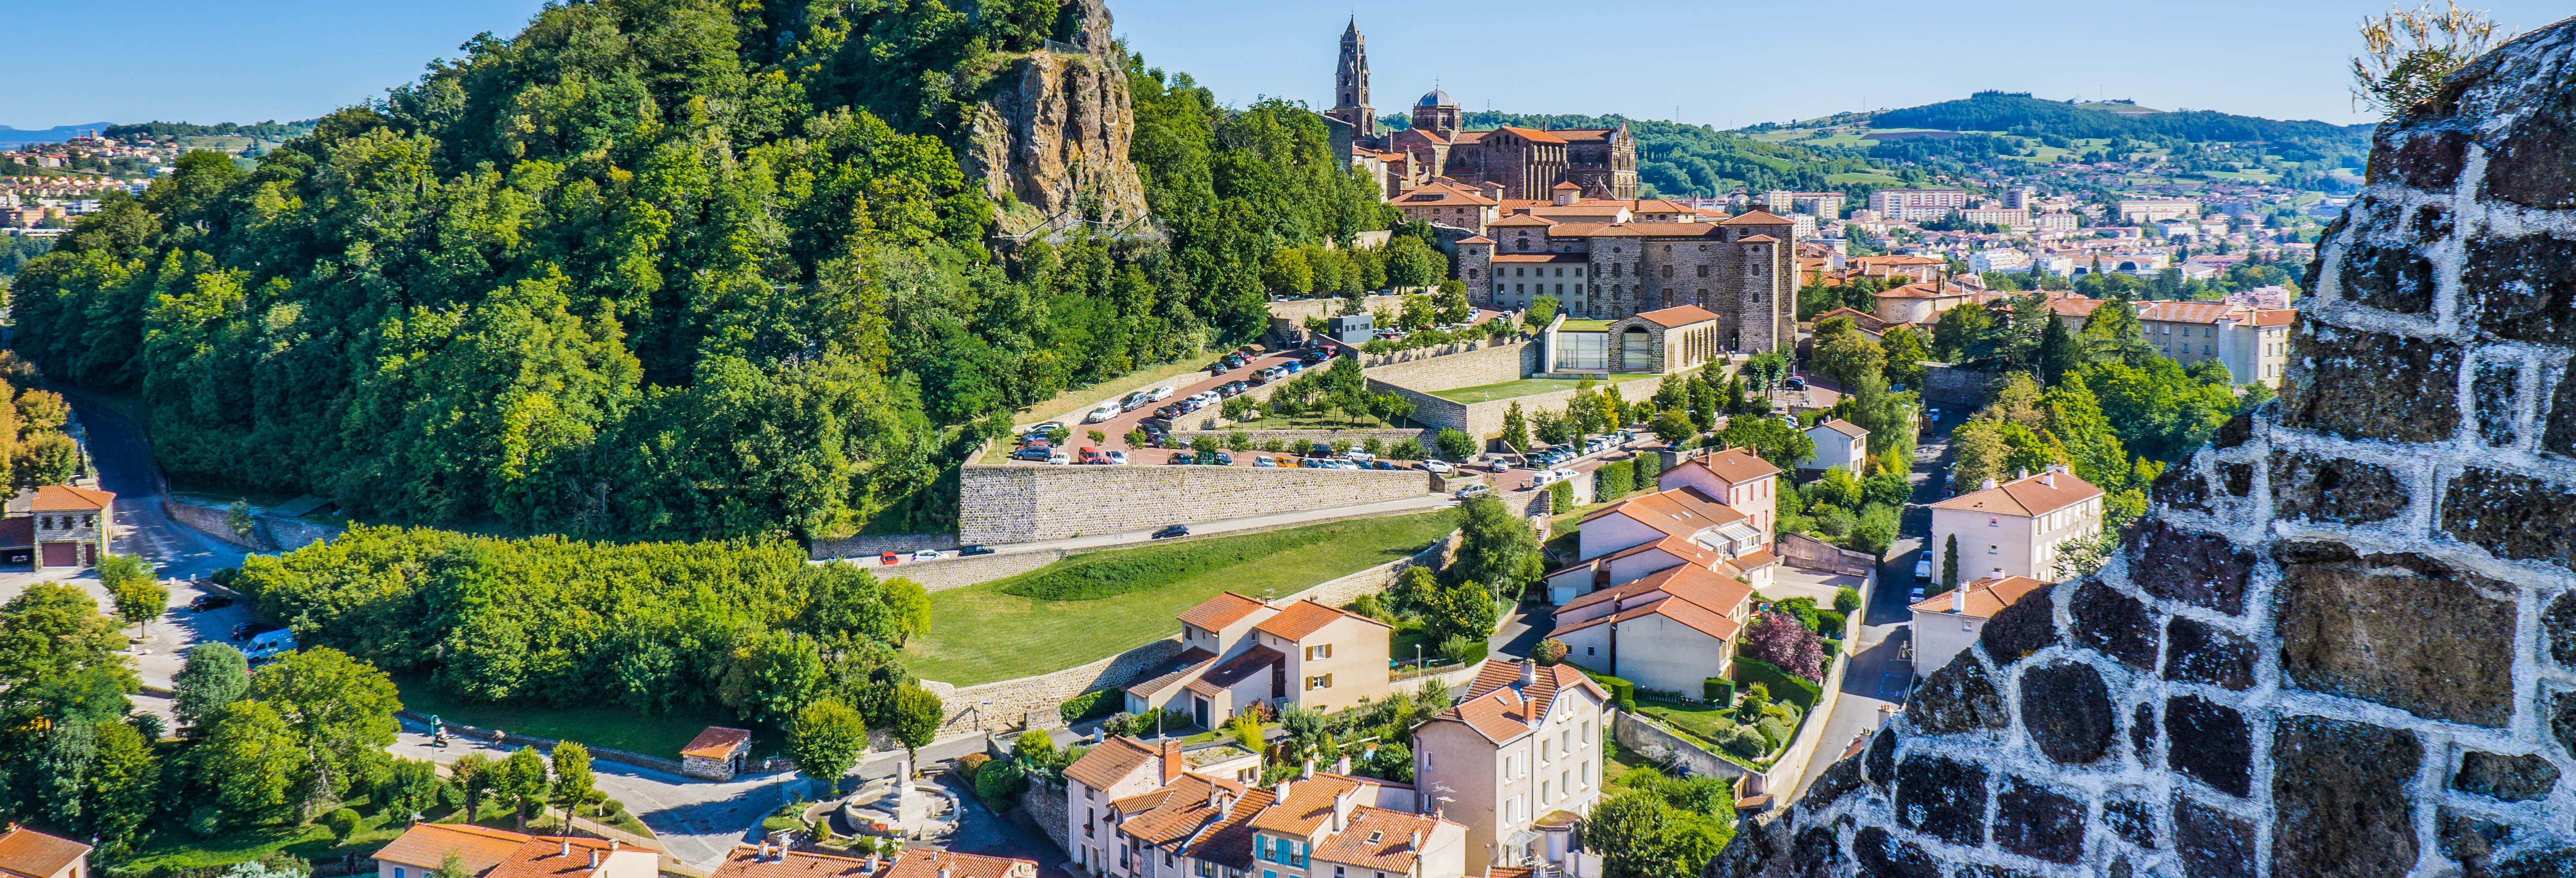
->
1786, 400, 1958, 801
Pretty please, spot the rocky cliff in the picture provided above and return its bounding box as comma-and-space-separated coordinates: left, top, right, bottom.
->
1720, 16, 2576, 877
960, 0, 1150, 237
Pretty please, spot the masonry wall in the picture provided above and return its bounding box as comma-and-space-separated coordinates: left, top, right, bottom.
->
1719, 23, 2576, 875
957, 463, 1429, 546
1358, 340, 1534, 393
1264, 295, 1406, 327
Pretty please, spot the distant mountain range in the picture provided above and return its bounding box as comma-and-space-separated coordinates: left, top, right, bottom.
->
0, 123, 115, 149
1870, 91, 2369, 146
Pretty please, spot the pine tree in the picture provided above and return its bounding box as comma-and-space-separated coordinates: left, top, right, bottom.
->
1942, 534, 1960, 589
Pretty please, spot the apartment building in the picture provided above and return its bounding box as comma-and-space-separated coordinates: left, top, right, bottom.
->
1957, 207, 2030, 228
1656, 447, 1781, 538
1546, 564, 1756, 694
2136, 300, 2295, 387
2034, 212, 2079, 234
1929, 466, 2105, 583
2116, 198, 2201, 222
1411, 661, 1610, 869
1095, 756, 1465, 878
1125, 594, 1393, 726
1543, 465, 1781, 605
1965, 249, 2030, 273
1864, 188, 1968, 222
1761, 190, 1845, 218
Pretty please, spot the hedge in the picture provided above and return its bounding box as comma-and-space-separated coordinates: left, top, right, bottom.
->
1702, 678, 1735, 706
1821, 638, 1840, 659
1548, 480, 1574, 513
1060, 690, 1119, 724
1732, 657, 1822, 710
1637, 451, 1667, 479
1814, 610, 1847, 640
1567, 662, 1637, 712
1595, 460, 1634, 501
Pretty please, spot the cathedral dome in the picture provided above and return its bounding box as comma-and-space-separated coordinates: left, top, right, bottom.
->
1417, 89, 1454, 107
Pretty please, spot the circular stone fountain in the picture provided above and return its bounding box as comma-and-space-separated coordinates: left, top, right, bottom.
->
829, 754, 962, 841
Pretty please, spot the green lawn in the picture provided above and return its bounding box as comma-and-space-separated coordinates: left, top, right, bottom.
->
1558, 319, 1612, 332
903, 510, 1461, 685
397, 678, 782, 760
125, 796, 419, 874
1431, 373, 1659, 404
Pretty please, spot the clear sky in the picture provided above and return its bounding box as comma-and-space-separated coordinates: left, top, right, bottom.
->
9, 0, 2570, 130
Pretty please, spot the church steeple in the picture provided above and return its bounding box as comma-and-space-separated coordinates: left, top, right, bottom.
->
1331, 17, 1376, 139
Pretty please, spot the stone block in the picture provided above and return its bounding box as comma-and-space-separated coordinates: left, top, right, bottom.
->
2438, 806, 2515, 869
1850, 826, 1938, 878
2155, 463, 2215, 513
1954, 866, 2041, 878
2463, 358, 2524, 445
2270, 714, 2422, 878
2268, 450, 2407, 525
2452, 750, 2562, 802
1894, 754, 1987, 845
1864, 726, 1896, 787
1789, 825, 1841, 877
1804, 755, 1861, 810
2166, 695, 2252, 797
2276, 541, 2517, 727
2163, 617, 2257, 691
1906, 655, 2008, 734
1975, 585, 2056, 666
1992, 776, 2086, 864
2443, 467, 2576, 571
2129, 519, 2254, 615
2220, 462, 2251, 497
2275, 326, 2461, 444
2174, 796, 2258, 878
2213, 411, 2256, 449
2338, 240, 2437, 314
2465, 234, 2576, 346
2018, 662, 2114, 765
2553, 691, 2576, 762
2103, 793, 2155, 848
2129, 702, 2154, 757
2539, 356, 2576, 460
2368, 126, 2471, 191
2482, 103, 2576, 210
2071, 580, 2159, 669
2549, 589, 2576, 668
2488, 846, 2576, 878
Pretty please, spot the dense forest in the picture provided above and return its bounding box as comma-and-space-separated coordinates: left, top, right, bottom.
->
100, 120, 319, 142
11, 0, 1391, 541
1871, 91, 2372, 167
1383, 110, 1892, 198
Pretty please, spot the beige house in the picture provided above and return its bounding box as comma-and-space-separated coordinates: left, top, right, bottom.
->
1097, 760, 1464, 878
1068, 739, 1199, 875
1799, 419, 1867, 473
1930, 466, 2105, 583
1548, 480, 1777, 605
1547, 565, 1756, 694
372, 824, 657, 878
1657, 447, 1782, 540
1410, 661, 1610, 870
1127, 594, 1392, 726
1910, 575, 2054, 678
1870, 281, 1979, 326
2047, 297, 2294, 387
0, 825, 90, 878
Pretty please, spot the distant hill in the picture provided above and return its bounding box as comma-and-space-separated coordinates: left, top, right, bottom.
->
1871, 91, 2366, 147
0, 123, 114, 149
103, 119, 318, 142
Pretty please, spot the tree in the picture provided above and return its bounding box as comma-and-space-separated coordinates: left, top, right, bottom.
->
1810, 468, 1862, 509
196, 700, 307, 827
1649, 407, 1697, 446
1499, 403, 1530, 452
495, 746, 549, 829
788, 699, 868, 795
172, 642, 250, 735
1715, 417, 1814, 471
550, 743, 595, 829
883, 579, 932, 647
380, 757, 444, 824
1422, 577, 1499, 645
435, 853, 475, 878
1586, 791, 1731, 878
227, 500, 255, 538
83, 719, 159, 850
2351, 0, 2508, 118
1811, 317, 1885, 390
1435, 428, 1477, 460
1741, 612, 1826, 681
2077, 300, 2154, 365
1433, 280, 1472, 324
0, 581, 136, 726
2037, 313, 2084, 384
1931, 301, 1994, 361
101, 555, 164, 635
12, 433, 79, 487
248, 647, 401, 796
890, 685, 942, 752
1523, 295, 1559, 328
1942, 534, 1961, 589
1262, 248, 1315, 295
1451, 496, 1543, 600
1880, 325, 1931, 388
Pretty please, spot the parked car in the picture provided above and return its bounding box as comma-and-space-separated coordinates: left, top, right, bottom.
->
1122, 390, 1155, 411
1048, 449, 1072, 465
190, 594, 234, 612
1085, 401, 1123, 423
1011, 447, 1052, 462
1784, 377, 1808, 392
1455, 484, 1492, 499
1915, 555, 1933, 581
1420, 460, 1456, 474
1373, 460, 1400, 470
1301, 350, 1331, 364
1107, 450, 1130, 465
1254, 456, 1278, 468
1910, 586, 1926, 603
1306, 443, 1334, 459
959, 545, 995, 557
1199, 452, 1234, 465
1151, 385, 1177, 401
1152, 524, 1191, 540
1079, 447, 1108, 464
1345, 450, 1375, 462
911, 549, 944, 562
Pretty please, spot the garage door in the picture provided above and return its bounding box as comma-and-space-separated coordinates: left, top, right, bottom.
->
40, 542, 77, 568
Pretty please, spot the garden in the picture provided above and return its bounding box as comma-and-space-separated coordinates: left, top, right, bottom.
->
1550, 586, 1856, 769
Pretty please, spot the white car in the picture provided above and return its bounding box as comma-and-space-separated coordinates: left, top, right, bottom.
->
1421, 460, 1456, 475
1048, 449, 1072, 465
1106, 450, 1130, 465
1915, 555, 1933, 581
1151, 385, 1177, 401
911, 549, 944, 562
1085, 402, 1123, 423
1345, 450, 1375, 462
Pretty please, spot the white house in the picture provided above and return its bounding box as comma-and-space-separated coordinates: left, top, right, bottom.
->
1799, 419, 1867, 473
1909, 574, 2052, 678
1547, 483, 1777, 605
1547, 565, 1756, 694
1412, 661, 1610, 870
1929, 466, 2104, 583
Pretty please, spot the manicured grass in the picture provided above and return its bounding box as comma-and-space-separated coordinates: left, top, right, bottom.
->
903, 510, 1461, 685
1431, 373, 1658, 404
125, 798, 420, 874
1558, 319, 1612, 331
397, 678, 782, 760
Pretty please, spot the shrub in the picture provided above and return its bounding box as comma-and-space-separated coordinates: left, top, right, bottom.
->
1814, 505, 1856, 540
956, 753, 991, 781
1733, 657, 1824, 710
1820, 638, 1839, 659
1740, 612, 1826, 682
1331, 439, 1354, 454
1571, 663, 1637, 712
1717, 725, 1770, 760
1059, 690, 1118, 724
1548, 480, 1574, 512
1392, 438, 1426, 460
1814, 610, 1846, 640
598, 797, 626, 819
1362, 437, 1386, 456
323, 808, 363, 840
1833, 587, 1862, 614
1531, 638, 1567, 666
1264, 438, 1288, 452
974, 758, 1028, 812
1850, 503, 1900, 555
1595, 460, 1633, 500
187, 805, 223, 837
1702, 678, 1735, 706
1102, 712, 1138, 737
1227, 432, 1252, 451
1756, 716, 1795, 748
1438, 634, 1487, 666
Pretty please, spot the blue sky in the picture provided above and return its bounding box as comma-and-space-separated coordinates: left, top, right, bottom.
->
10, 0, 2570, 130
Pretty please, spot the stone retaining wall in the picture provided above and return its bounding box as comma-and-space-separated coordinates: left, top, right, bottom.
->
1266, 295, 1404, 327
1166, 428, 1434, 450
163, 498, 346, 553
918, 639, 1190, 737
1359, 340, 1534, 393
875, 549, 1067, 592
1918, 362, 1996, 407
1720, 28, 2576, 875
957, 462, 1429, 545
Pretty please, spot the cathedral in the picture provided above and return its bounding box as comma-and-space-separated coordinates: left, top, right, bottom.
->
1323, 19, 1638, 202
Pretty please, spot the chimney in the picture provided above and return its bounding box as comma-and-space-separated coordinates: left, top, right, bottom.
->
1332, 788, 1357, 830
1519, 662, 1537, 687
589, 850, 601, 869
1162, 740, 1186, 784
1980, 477, 1998, 490
1276, 779, 1293, 802
939, 865, 953, 878
2041, 472, 2055, 487
1336, 754, 1352, 776
1951, 586, 1967, 614
1302, 757, 1316, 779
2016, 468, 2029, 480
866, 854, 882, 872
561, 840, 573, 858
611, 841, 620, 853
1410, 831, 1423, 851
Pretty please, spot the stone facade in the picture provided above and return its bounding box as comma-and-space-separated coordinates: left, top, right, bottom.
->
1462, 216, 1796, 352
957, 464, 1430, 545
1718, 21, 2576, 876
1362, 340, 1533, 393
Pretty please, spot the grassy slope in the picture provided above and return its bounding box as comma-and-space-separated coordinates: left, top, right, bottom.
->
903, 510, 1461, 685
396, 678, 784, 759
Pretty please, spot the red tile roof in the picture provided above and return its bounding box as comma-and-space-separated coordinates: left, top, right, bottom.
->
1064, 735, 1161, 791
680, 727, 751, 759
708, 847, 874, 878
1190, 645, 1285, 694
1810, 418, 1867, 440
1911, 575, 2053, 619
1580, 487, 1748, 542
374, 824, 530, 874
1931, 468, 2103, 517
1634, 305, 1720, 328
1683, 448, 1778, 486
1429, 661, 1607, 744
1552, 593, 1745, 643
0, 827, 89, 878
1492, 253, 1591, 263
1488, 214, 1559, 228
1178, 592, 1269, 632
1312, 807, 1449, 872
1116, 774, 1247, 846
1251, 773, 1367, 835
1253, 599, 1387, 641
1457, 236, 1495, 245
30, 485, 112, 512
880, 850, 1034, 878
1490, 126, 1567, 144
1719, 210, 1793, 226
1183, 786, 1279, 869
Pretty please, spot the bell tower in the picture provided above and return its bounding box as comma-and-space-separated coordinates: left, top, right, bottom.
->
1328, 18, 1377, 140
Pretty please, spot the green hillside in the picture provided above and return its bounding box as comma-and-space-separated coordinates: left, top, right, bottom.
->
1871, 91, 2369, 161
1384, 109, 1902, 198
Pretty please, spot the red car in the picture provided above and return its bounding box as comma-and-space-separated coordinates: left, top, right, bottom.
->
879, 552, 900, 565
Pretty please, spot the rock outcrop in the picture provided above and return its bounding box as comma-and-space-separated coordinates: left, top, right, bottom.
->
1719, 16, 2576, 877
960, 0, 1149, 237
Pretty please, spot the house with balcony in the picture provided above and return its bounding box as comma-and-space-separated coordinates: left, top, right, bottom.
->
1125, 594, 1393, 727
1930, 466, 2105, 583
1546, 564, 1757, 694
